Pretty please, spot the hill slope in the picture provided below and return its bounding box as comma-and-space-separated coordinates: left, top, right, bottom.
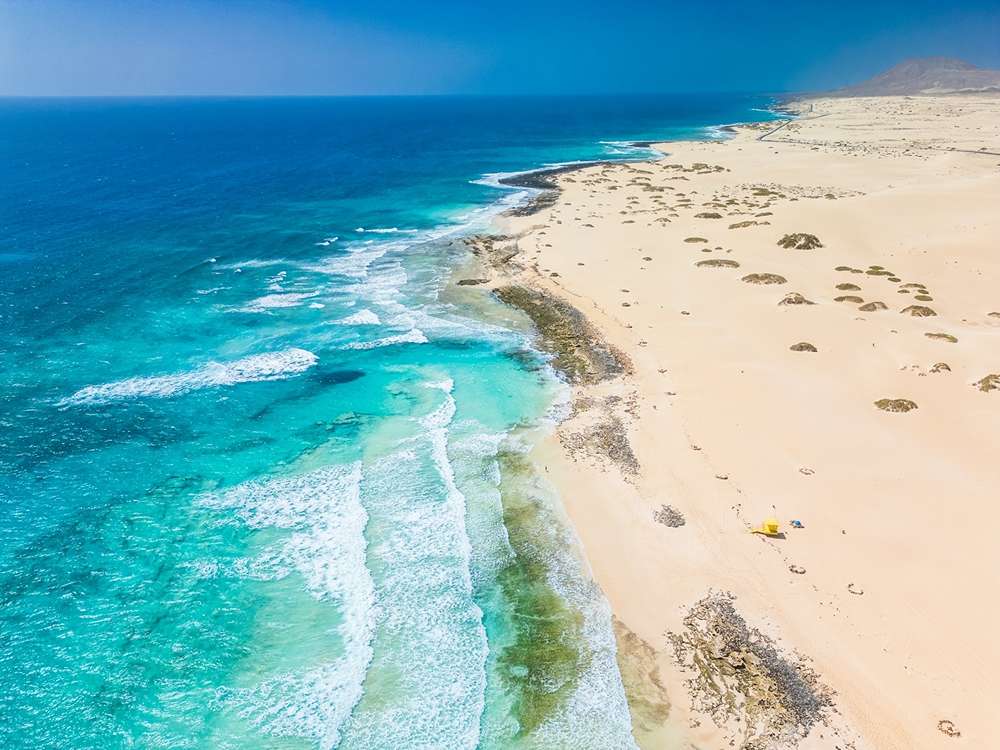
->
832, 57, 1000, 96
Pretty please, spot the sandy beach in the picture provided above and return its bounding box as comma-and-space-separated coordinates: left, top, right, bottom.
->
475, 93, 1000, 749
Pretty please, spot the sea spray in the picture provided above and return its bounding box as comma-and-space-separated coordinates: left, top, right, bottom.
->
197, 465, 375, 750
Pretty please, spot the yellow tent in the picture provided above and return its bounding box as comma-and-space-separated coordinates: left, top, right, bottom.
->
751, 518, 781, 536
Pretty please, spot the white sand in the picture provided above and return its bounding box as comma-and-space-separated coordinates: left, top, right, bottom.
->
496, 94, 1000, 749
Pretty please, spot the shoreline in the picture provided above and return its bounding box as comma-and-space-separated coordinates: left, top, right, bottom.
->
472, 93, 1000, 748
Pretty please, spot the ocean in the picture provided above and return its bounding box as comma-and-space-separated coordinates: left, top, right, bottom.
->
0, 94, 776, 749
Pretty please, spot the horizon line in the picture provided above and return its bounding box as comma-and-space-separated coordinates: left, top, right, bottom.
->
0, 90, 796, 100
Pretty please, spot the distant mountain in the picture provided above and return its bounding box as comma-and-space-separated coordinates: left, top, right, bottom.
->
831, 57, 1000, 96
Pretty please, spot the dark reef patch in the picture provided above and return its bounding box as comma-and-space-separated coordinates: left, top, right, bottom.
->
494, 285, 631, 384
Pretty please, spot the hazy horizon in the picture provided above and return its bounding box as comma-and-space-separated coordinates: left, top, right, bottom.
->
2, 0, 1000, 96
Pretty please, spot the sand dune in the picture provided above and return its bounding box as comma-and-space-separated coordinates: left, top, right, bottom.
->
484, 93, 1000, 749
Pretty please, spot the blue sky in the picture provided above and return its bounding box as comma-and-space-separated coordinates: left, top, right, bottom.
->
2, 0, 999, 95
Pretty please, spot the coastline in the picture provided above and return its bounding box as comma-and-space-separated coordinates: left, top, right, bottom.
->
470, 93, 1000, 748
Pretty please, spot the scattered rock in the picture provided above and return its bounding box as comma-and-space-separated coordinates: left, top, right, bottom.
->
914, 294, 933, 302
930, 362, 951, 373
494, 285, 631, 384
937, 720, 961, 738
836, 283, 861, 291
901, 305, 936, 317
790, 342, 817, 352
789, 565, 806, 575
974, 373, 1000, 392
874, 398, 918, 413
742, 273, 787, 285
779, 292, 815, 306
695, 212, 724, 219
729, 220, 769, 229
988, 312, 1000, 319
669, 594, 833, 748
684, 237, 708, 243
847, 583, 865, 596
654, 505, 686, 527
777, 233, 823, 250
457, 278, 489, 286
858, 301, 888, 312
696, 259, 740, 268
925, 332, 958, 343
835, 295, 864, 304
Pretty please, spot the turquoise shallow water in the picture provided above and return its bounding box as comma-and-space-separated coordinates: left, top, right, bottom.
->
0, 95, 777, 749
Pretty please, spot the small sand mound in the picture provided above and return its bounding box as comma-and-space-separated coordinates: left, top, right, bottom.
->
835, 283, 861, 291
901, 305, 936, 317
790, 342, 817, 352
858, 301, 888, 312
925, 332, 958, 343
742, 273, 787, 285
695, 212, 723, 219
875, 398, 918, 413
684, 237, 708, 243
696, 259, 740, 269
834, 295, 864, 304
930, 362, 951, 373
777, 233, 823, 250
778, 292, 815, 306
974, 374, 1000, 392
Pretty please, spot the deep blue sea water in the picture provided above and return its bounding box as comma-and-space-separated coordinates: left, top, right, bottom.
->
0, 95, 776, 749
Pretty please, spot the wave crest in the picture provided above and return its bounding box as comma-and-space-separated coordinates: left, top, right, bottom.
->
60, 348, 318, 405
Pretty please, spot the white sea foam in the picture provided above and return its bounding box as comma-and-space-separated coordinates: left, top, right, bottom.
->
60, 348, 317, 405
600, 140, 661, 157
334, 309, 380, 326
236, 291, 319, 312
315, 236, 339, 246
220, 258, 289, 270
354, 226, 418, 234
337, 389, 488, 748
308, 244, 391, 280
341, 328, 427, 350
201, 464, 375, 750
